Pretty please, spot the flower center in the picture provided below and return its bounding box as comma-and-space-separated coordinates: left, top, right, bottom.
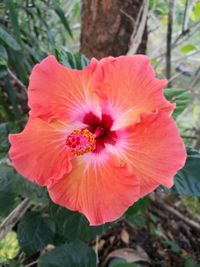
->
83, 112, 118, 153
66, 129, 96, 156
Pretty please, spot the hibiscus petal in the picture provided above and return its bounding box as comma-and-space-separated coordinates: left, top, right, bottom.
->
28, 55, 100, 122
48, 153, 139, 225
9, 118, 72, 186
120, 111, 186, 196
92, 55, 174, 129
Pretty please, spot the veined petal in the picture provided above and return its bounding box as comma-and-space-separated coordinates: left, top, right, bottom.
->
48, 153, 139, 225
92, 55, 174, 129
28, 55, 100, 122
119, 111, 186, 196
9, 118, 72, 186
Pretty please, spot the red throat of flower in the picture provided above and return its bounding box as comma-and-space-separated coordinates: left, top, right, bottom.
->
66, 129, 96, 156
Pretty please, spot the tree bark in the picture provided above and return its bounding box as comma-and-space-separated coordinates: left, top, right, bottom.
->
80, 0, 148, 59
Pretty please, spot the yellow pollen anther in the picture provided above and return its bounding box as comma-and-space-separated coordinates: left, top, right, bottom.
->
66, 129, 96, 156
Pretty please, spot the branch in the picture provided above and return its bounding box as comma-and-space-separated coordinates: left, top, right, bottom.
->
190, 66, 200, 89
152, 200, 200, 232
0, 198, 31, 240
126, 0, 149, 55
24, 260, 38, 267
95, 235, 99, 265
154, 20, 200, 62
182, 0, 189, 33
166, 0, 175, 86
171, 49, 200, 62
7, 67, 27, 92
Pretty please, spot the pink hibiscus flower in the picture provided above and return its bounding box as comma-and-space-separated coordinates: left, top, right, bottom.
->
9, 55, 186, 225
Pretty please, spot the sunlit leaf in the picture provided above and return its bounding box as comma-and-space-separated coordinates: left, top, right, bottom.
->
73, 2, 81, 17
0, 231, 19, 263
161, 15, 168, 25
189, 10, 196, 21
193, 103, 199, 127
150, 58, 158, 67
194, 1, 200, 19
180, 44, 197, 53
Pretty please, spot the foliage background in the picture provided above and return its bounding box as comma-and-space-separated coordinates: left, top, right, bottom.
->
0, 0, 200, 266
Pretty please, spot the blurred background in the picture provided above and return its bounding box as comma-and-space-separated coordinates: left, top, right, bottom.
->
0, 0, 200, 266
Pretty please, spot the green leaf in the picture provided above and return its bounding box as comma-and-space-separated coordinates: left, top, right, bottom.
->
0, 27, 20, 51
17, 212, 54, 256
35, 7, 55, 47
0, 123, 10, 155
0, 45, 8, 66
108, 258, 138, 267
3, 76, 21, 120
17, 177, 49, 205
127, 214, 146, 228
180, 44, 197, 53
5, 260, 23, 267
108, 258, 126, 267
5, 0, 22, 45
172, 148, 200, 196
164, 238, 181, 254
0, 92, 12, 120
52, 0, 73, 38
8, 49, 29, 84
126, 197, 149, 217
75, 52, 89, 69
0, 166, 19, 218
55, 50, 89, 70
155, 7, 167, 15
0, 65, 8, 79
0, 121, 22, 157
39, 242, 96, 267
164, 88, 191, 118
112, 264, 138, 267
49, 204, 106, 242
184, 257, 200, 267
125, 198, 148, 227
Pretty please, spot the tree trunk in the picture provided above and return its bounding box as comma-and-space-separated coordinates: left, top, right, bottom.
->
80, 0, 148, 59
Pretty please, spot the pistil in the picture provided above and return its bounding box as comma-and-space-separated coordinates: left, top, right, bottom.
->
66, 129, 96, 156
